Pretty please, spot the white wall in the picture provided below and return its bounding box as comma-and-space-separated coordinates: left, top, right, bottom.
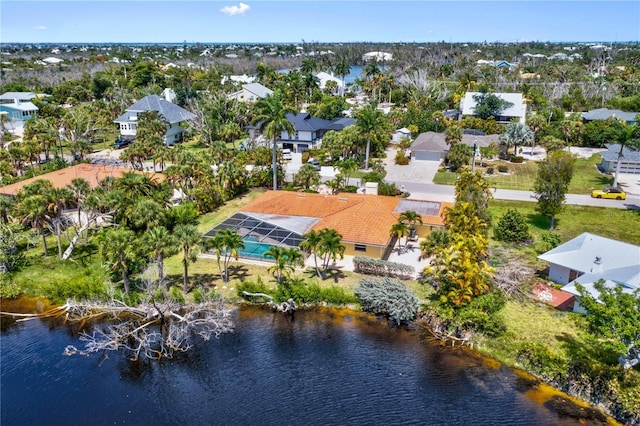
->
548, 264, 571, 285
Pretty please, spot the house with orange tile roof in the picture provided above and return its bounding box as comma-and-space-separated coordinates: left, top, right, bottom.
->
0, 164, 163, 197
205, 190, 449, 260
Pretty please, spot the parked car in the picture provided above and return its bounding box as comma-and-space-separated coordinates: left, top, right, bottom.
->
281, 148, 292, 160
591, 185, 626, 200
307, 159, 320, 170
113, 136, 133, 149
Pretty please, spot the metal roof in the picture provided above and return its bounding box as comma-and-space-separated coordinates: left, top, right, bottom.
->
395, 200, 441, 216
601, 144, 640, 162
582, 108, 638, 123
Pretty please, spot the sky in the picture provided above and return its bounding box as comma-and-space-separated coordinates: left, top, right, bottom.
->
2, 1, 639, 44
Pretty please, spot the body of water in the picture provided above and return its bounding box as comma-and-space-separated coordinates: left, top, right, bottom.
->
1, 304, 607, 425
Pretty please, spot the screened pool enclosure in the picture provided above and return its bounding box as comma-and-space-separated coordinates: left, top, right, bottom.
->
204, 212, 318, 260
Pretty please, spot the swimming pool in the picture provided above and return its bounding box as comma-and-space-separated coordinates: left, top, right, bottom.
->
238, 236, 272, 259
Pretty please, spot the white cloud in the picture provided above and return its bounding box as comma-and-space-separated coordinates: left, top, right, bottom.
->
220, 2, 250, 16
34, 26, 47, 30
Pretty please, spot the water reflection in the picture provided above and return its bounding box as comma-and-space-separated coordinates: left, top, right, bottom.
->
1, 303, 610, 426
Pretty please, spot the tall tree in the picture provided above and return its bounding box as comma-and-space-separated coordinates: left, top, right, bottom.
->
355, 105, 384, 170
300, 229, 323, 278
610, 118, 640, 188
333, 58, 350, 96
533, 150, 575, 230
318, 228, 346, 278
253, 91, 296, 190
390, 221, 409, 252
398, 210, 423, 239
174, 224, 201, 293
207, 229, 245, 283
143, 226, 176, 288
101, 227, 139, 295
472, 92, 513, 120
67, 178, 91, 226
16, 195, 51, 257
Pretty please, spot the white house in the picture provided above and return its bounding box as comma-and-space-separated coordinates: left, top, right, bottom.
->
391, 128, 412, 144
114, 93, 195, 146
227, 83, 273, 103
363, 51, 392, 62
460, 92, 527, 124
538, 232, 640, 312
315, 72, 344, 93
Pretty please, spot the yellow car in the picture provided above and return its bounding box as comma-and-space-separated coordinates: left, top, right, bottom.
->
591, 186, 626, 200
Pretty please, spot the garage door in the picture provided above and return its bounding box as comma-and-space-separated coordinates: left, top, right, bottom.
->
414, 151, 443, 161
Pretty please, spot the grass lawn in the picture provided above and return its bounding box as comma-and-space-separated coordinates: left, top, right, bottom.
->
488, 199, 640, 245
434, 154, 613, 194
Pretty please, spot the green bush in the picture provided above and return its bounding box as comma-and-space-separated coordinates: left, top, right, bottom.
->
486, 167, 494, 175
516, 341, 567, 381
378, 181, 399, 196
40, 274, 109, 303
355, 277, 419, 324
237, 277, 272, 298
510, 155, 524, 163
0, 281, 22, 299
394, 151, 409, 165
494, 208, 531, 242
534, 231, 563, 253
498, 165, 509, 173
343, 185, 358, 193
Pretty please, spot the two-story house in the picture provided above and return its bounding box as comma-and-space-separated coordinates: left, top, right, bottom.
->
227, 83, 273, 103
0, 92, 43, 122
114, 94, 195, 146
248, 112, 355, 153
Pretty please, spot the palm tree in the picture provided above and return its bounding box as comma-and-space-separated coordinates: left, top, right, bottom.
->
16, 195, 51, 257
47, 187, 73, 259
101, 227, 138, 295
143, 226, 176, 288
253, 91, 296, 190
264, 246, 287, 284
333, 58, 350, 97
67, 178, 91, 226
398, 210, 423, 240
445, 125, 462, 146
300, 229, 323, 278
500, 122, 534, 155
174, 224, 201, 293
355, 105, 384, 170
208, 229, 245, 282
390, 221, 409, 252
611, 119, 640, 188
318, 228, 345, 278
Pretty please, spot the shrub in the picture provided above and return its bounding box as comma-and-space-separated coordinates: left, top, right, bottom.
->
355, 277, 419, 324
343, 185, 358, 193
494, 208, 531, 242
378, 181, 399, 196
0, 281, 21, 299
40, 274, 109, 303
394, 151, 409, 165
486, 167, 494, 175
498, 165, 509, 173
534, 231, 563, 253
353, 257, 415, 280
510, 155, 524, 163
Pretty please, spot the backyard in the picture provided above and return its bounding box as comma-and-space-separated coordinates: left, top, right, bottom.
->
433, 154, 613, 194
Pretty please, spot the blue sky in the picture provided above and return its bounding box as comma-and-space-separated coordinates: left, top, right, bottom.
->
2, 1, 639, 44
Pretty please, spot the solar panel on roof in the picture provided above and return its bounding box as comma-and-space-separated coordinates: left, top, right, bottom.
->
395, 200, 441, 216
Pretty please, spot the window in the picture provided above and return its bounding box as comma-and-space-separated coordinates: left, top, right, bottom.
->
354, 244, 366, 253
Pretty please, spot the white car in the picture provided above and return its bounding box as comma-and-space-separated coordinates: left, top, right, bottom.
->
281, 149, 292, 160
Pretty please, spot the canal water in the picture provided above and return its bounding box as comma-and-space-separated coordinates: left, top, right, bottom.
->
1, 303, 608, 425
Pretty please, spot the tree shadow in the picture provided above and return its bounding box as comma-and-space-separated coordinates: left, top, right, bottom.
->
191, 273, 218, 289
526, 212, 551, 231
228, 264, 249, 281
555, 331, 619, 366
325, 268, 347, 284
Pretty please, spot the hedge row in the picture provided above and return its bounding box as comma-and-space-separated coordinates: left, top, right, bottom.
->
353, 256, 415, 280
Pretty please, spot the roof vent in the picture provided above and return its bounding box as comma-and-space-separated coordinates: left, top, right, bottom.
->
594, 256, 601, 264
338, 197, 348, 201
297, 193, 306, 197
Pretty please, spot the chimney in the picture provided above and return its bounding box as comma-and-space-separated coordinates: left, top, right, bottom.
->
364, 181, 378, 195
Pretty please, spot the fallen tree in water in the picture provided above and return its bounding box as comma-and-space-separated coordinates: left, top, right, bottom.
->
2, 297, 235, 361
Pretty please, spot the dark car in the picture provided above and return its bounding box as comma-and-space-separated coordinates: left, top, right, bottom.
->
307, 159, 321, 170
113, 136, 133, 149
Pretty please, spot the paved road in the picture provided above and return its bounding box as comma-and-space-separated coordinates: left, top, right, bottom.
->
393, 180, 640, 210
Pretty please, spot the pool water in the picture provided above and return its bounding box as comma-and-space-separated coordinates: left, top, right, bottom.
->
239, 237, 272, 259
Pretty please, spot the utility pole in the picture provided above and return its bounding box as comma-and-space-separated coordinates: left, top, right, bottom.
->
471, 139, 478, 172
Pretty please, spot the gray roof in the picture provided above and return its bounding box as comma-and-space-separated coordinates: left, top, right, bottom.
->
0, 101, 38, 112
395, 200, 441, 216
242, 83, 273, 99
461, 92, 526, 118
582, 108, 638, 123
410, 132, 500, 153
327, 117, 356, 130
538, 232, 640, 276
601, 144, 640, 162
114, 95, 195, 124
0, 92, 37, 101
286, 112, 332, 132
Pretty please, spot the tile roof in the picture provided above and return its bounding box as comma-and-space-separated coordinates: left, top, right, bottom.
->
0, 164, 163, 196
239, 191, 448, 247
114, 95, 196, 125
